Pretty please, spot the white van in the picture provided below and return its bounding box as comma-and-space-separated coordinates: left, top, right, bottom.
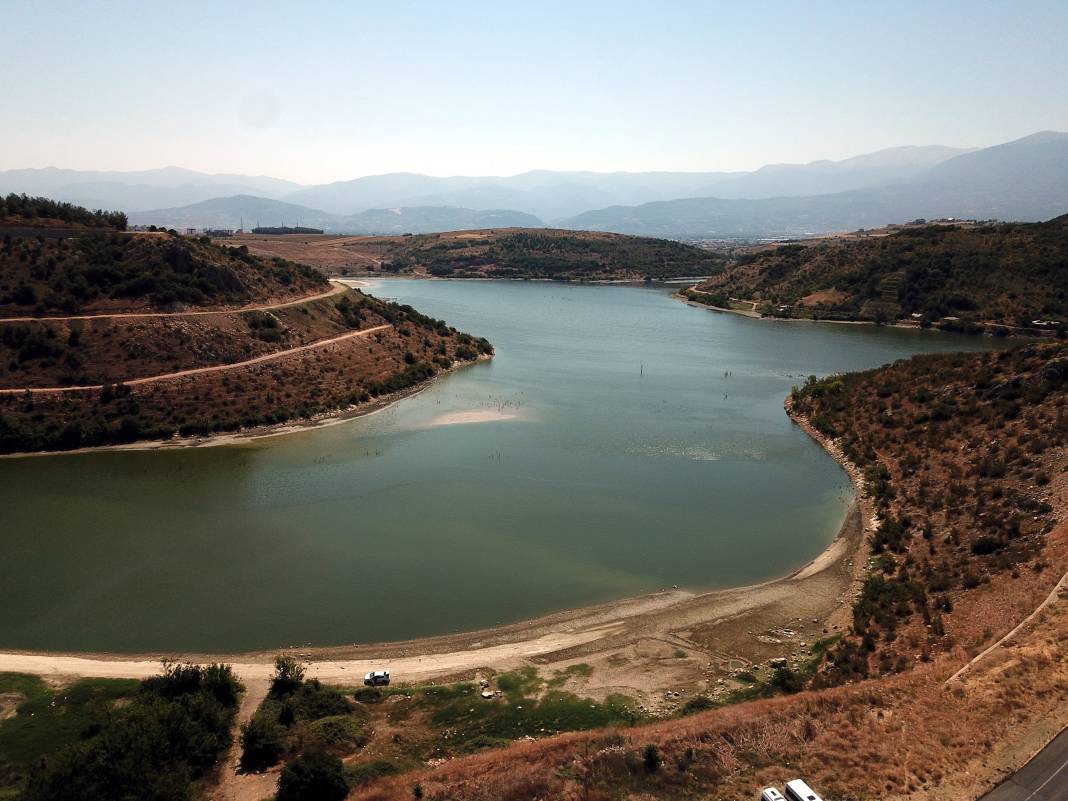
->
761, 789, 787, 801
785, 779, 824, 801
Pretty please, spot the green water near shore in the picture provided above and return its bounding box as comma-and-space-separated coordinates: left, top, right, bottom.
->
0, 281, 994, 652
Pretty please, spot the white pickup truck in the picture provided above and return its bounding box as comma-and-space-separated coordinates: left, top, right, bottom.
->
363, 669, 390, 687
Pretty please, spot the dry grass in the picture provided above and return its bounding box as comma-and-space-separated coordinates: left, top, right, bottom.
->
345, 591, 1068, 801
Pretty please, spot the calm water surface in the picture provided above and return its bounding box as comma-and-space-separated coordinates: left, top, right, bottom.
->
0, 281, 994, 652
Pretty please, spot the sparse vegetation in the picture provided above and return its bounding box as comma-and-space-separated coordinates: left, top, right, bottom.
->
337, 228, 725, 281
0, 218, 492, 454
692, 216, 1068, 331
792, 343, 1067, 683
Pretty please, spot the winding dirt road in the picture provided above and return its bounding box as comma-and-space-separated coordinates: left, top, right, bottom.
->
0, 324, 392, 395
0, 281, 348, 324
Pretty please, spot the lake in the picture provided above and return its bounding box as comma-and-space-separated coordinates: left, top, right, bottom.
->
0, 281, 994, 653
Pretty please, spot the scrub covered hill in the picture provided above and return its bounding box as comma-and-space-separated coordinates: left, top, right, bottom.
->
226, 228, 726, 281
791, 343, 1067, 683
0, 229, 328, 316
375, 229, 724, 280
1, 192, 127, 230
687, 216, 1068, 331
0, 206, 492, 454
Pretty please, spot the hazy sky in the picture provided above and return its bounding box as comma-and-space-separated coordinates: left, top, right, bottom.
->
4, 0, 1068, 183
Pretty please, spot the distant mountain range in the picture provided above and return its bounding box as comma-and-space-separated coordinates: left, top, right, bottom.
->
124, 197, 541, 234
3, 132, 1066, 237
562, 132, 1068, 237
283, 145, 972, 220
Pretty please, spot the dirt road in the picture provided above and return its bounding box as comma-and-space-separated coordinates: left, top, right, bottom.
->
0, 281, 347, 324
0, 324, 392, 395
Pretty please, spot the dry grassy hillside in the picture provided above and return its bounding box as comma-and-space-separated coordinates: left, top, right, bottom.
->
792, 344, 1067, 682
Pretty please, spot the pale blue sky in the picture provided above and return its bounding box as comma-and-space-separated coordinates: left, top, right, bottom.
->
3, 0, 1068, 182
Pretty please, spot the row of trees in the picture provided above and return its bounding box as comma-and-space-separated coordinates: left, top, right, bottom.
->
22, 662, 242, 801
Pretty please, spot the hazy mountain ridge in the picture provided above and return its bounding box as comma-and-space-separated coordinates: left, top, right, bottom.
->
2, 142, 972, 220
6, 133, 1065, 237
284, 145, 972, 219
127, 196, 542, 234
562, 132, 1068, 237
0, 166, 303, 212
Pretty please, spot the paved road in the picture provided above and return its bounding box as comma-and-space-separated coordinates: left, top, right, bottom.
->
982, 728, 1068, 801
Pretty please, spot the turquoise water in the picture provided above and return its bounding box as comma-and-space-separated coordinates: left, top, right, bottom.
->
0, 281, 993, 652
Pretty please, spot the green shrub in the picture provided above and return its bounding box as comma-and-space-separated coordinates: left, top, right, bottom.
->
290, 680, 352, 721
681, 696, 715, 715
240, 714, 285, 772
276, 751, 348, 801
270, 655, 306, 698
353, 687, 382, 704
307, 715, 368, 752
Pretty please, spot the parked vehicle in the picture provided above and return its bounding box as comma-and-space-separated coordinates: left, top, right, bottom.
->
784, 779, 824, 801
363, 669, 390, 686
761, 788, 787, 801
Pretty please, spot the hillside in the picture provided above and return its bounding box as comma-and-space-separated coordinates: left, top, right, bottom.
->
685, 216, 1068, 331
225, 228, 725, 281
0, 228, 327, 317
332, 343, 1068, 801
0, 214, 492, 453
1, 192, 127, 231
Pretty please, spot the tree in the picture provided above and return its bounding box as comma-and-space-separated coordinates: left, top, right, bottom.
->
271, 655, 306, 697
276, 751, 348, 801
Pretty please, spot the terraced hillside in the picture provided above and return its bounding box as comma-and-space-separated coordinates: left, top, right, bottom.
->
686, 216, 1068, 332
0, 207, 491, 454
